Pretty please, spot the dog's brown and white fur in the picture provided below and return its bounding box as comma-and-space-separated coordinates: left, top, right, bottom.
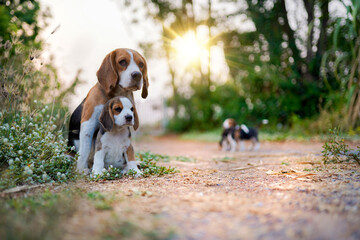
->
68, 48, 149, 173
90, 97, 141, 176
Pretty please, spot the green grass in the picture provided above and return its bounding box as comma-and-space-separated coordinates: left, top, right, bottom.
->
180, 128, 360, 142
87, 191, 115, 210
0, 189, 78, 240
180, 129, 222, 142
102, 215, 176, 240
0, 187, 177, 240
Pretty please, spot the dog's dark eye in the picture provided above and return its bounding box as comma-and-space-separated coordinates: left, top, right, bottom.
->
115, 107, 122, 113
130, 107, 134, 112
138, 62, 144, 68
119, 60, 127, 66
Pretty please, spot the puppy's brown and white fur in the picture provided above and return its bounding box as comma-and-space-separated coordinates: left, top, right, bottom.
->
90, 97, 141, 176
68, 48, 149, 173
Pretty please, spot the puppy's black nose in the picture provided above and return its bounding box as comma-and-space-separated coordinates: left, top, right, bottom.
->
125, 115, 133, 122
131, 71, 142, 81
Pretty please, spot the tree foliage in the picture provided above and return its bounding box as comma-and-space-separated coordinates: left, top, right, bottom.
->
121, 0, 358, 132
0, 1, 81, 116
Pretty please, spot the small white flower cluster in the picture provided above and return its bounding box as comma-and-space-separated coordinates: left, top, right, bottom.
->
0, 106, 77, 187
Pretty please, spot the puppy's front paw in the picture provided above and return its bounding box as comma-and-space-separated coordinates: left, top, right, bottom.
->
122, 161, 142, 178
92, 167, 107, 176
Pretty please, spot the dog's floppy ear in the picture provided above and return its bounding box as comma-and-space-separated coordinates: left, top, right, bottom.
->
97, 51, 118, 94
141, 74, 149, 99
140, 55, 149, 99
99, 101, 114, 132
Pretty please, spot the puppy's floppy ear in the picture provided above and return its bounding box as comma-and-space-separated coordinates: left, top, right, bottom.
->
99, 101, 114, 132
132, 103, 139, 130
97, 51, 118, 94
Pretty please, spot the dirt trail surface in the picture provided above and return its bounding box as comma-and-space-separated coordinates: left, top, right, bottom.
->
65, 136, 360, 240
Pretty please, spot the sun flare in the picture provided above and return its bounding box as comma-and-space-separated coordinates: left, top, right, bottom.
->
171, 31, 208, 66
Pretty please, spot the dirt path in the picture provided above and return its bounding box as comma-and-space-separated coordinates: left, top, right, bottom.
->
65, 137, 360, 240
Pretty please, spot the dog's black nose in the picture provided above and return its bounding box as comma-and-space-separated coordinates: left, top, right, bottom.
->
125, 115, 133, 122
131, 71, 142, 81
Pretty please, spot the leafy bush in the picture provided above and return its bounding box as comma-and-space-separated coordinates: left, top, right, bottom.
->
0, 105, 77, 190
0, 34, 82, 190
322, 128, 360, 165
138, 152, 177, 177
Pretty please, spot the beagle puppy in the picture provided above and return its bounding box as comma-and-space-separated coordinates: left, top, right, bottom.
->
90, 97, 142, 176
219, 118, 260, 152
68, 48, 149, 173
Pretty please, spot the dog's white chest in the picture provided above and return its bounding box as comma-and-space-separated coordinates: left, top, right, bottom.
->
100, 130, 130, 168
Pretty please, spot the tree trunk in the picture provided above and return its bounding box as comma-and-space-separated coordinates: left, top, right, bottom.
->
304, 0, 315, 63
279, 0, 301, 63
317, 0, 329, 58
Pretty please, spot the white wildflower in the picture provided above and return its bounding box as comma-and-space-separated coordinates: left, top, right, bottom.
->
18, 150, 23, 155
8, 159, 14, 165
3, 138, 8, 143
24, 166, 33, 175
102, 168, 107, 173
42, 173, 48, 180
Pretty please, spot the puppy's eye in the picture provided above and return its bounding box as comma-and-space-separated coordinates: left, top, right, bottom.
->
115, 107, 122, 113
130, 107, 134, 112
119, 60, 127, 66
138, 62, 144, 68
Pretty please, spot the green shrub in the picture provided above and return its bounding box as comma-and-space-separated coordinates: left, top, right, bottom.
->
138, 152, 177, 177
0, 105, 77, 190
322, 128, 360, 165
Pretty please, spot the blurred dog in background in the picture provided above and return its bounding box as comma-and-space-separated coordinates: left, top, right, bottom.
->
219, 118, 260, 152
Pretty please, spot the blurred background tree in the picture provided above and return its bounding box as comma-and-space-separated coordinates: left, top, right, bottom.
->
0, 0, 80, 123
121, 0, 358, 134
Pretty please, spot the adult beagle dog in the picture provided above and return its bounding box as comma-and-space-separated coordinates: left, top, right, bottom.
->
68, 48, 149, 173
90, 97, 142, 176
219, 118, 260, 152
